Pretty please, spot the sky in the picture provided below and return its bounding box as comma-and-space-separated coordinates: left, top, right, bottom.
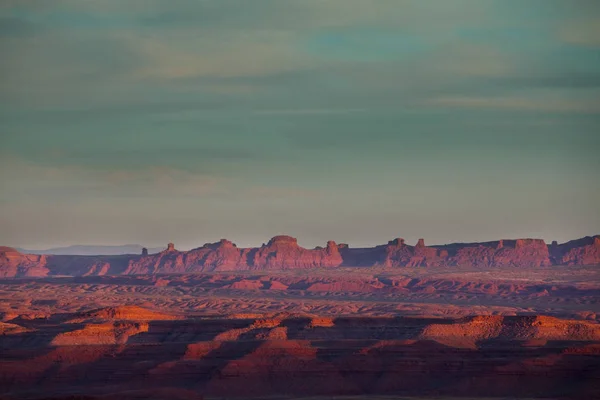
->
1, 0, 599, 250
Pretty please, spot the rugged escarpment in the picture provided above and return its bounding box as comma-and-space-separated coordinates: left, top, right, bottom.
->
1, 235, 598, 277
1, 309, 600, 399
0, 246, 49, 278
551, 235, 600, 266
437, 238, 553, 267
123, 236, 343, 274
68, 306, 181, 323
421, 315, 600, 341
250, 235, 343, 269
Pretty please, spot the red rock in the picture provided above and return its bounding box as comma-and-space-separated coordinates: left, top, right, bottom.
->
1, 234, 597, 276
560, 235, 600, 266
437, 239, 551, 267
266, 281, 289, 290
71, 305, 180, 322
249, 236, 343, 270
51, 321, 150, 345
420, 315, 600, 341
0, 247, 49, 278
381, 238, 444, 267
493, 239, 551, 267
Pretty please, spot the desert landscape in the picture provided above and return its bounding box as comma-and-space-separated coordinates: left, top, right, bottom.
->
2, 1, 599, 399
1, 235, 599, 399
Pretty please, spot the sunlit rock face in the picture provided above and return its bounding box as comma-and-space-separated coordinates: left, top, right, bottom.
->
1, 235, 598, 278
0, 247, 49, 278
249, 236, 343, 270
1, 308, 599, 399
560, 236, 600, 266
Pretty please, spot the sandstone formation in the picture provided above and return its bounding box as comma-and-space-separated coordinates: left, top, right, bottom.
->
421, 315, 600, 341
249, 236, 343, 270
1, 309, 600, 399
552, 235, 600, 266
69, 306, 181, 323
439, 238, 552, 267
124, 236, 343, 274
4, 269, 597, 322
51, 321, 150, 345
1, 235, 598, 278
0, 246, 49, 278
0, 321, 30, 335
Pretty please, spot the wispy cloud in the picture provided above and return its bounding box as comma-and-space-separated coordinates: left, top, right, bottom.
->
0, 157, 223, 201
252, 108, 366, 116
425, 95, 600, 113
559, 17, 600, 46
245, 186, 322, 199
124, 31, 313, 81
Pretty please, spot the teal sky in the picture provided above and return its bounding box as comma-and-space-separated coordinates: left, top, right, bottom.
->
1, 0, 599, 250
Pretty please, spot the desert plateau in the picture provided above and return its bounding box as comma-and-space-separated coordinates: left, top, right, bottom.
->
1, 235, 599, 399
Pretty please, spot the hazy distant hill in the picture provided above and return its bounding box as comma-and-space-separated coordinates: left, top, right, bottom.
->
16, 244, 164, 256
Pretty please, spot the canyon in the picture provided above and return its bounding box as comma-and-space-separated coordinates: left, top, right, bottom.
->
1, 305, 599, 399
1, 235, 599, 399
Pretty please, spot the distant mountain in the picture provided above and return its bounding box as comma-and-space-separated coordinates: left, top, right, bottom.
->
15, 244, 164, 256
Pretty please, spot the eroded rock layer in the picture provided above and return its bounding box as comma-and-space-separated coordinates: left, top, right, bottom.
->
1, 235, 599, 277
1, 308, 599, 399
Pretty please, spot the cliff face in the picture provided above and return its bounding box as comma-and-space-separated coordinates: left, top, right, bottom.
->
1, 235, 598, 278
380, 238, 444, 267
550, 236, 600, 266
123, 236, 343, 274
3, 310, 600, 399
435, 239, 551, 267
0, 247, 49, 278
248, 236, 343, 270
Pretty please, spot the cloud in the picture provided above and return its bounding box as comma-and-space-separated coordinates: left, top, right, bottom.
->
0, 16, 40, 37
425, 95, 600, 113
124, 30, 313, 80
494, 73, 600, 89
252, 108, 366, 116
0, 157, 222, 201
3, 0, 597, 115
559, 17, 600, 46
1, 0, 492, 32
245, 186, 321, 200
428, 43, 515, 78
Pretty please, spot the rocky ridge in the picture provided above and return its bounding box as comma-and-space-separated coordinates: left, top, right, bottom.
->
1, 234, 599, 278
1, 308, 600, 399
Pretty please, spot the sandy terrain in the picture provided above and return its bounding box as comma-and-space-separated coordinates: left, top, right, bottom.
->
1, 266, 598, 322
0, 266, 598, 399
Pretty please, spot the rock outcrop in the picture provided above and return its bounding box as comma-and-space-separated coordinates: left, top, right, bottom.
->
435, 238, 552, 267
551, 235, 600, 266
124, 237, 343, 274
50, 321, 149, 345
1, 234, 598, 277
248, 236, 343, 270
421, 315, 600, 341
0, 247, 49, 278
69, 306, 181, 323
